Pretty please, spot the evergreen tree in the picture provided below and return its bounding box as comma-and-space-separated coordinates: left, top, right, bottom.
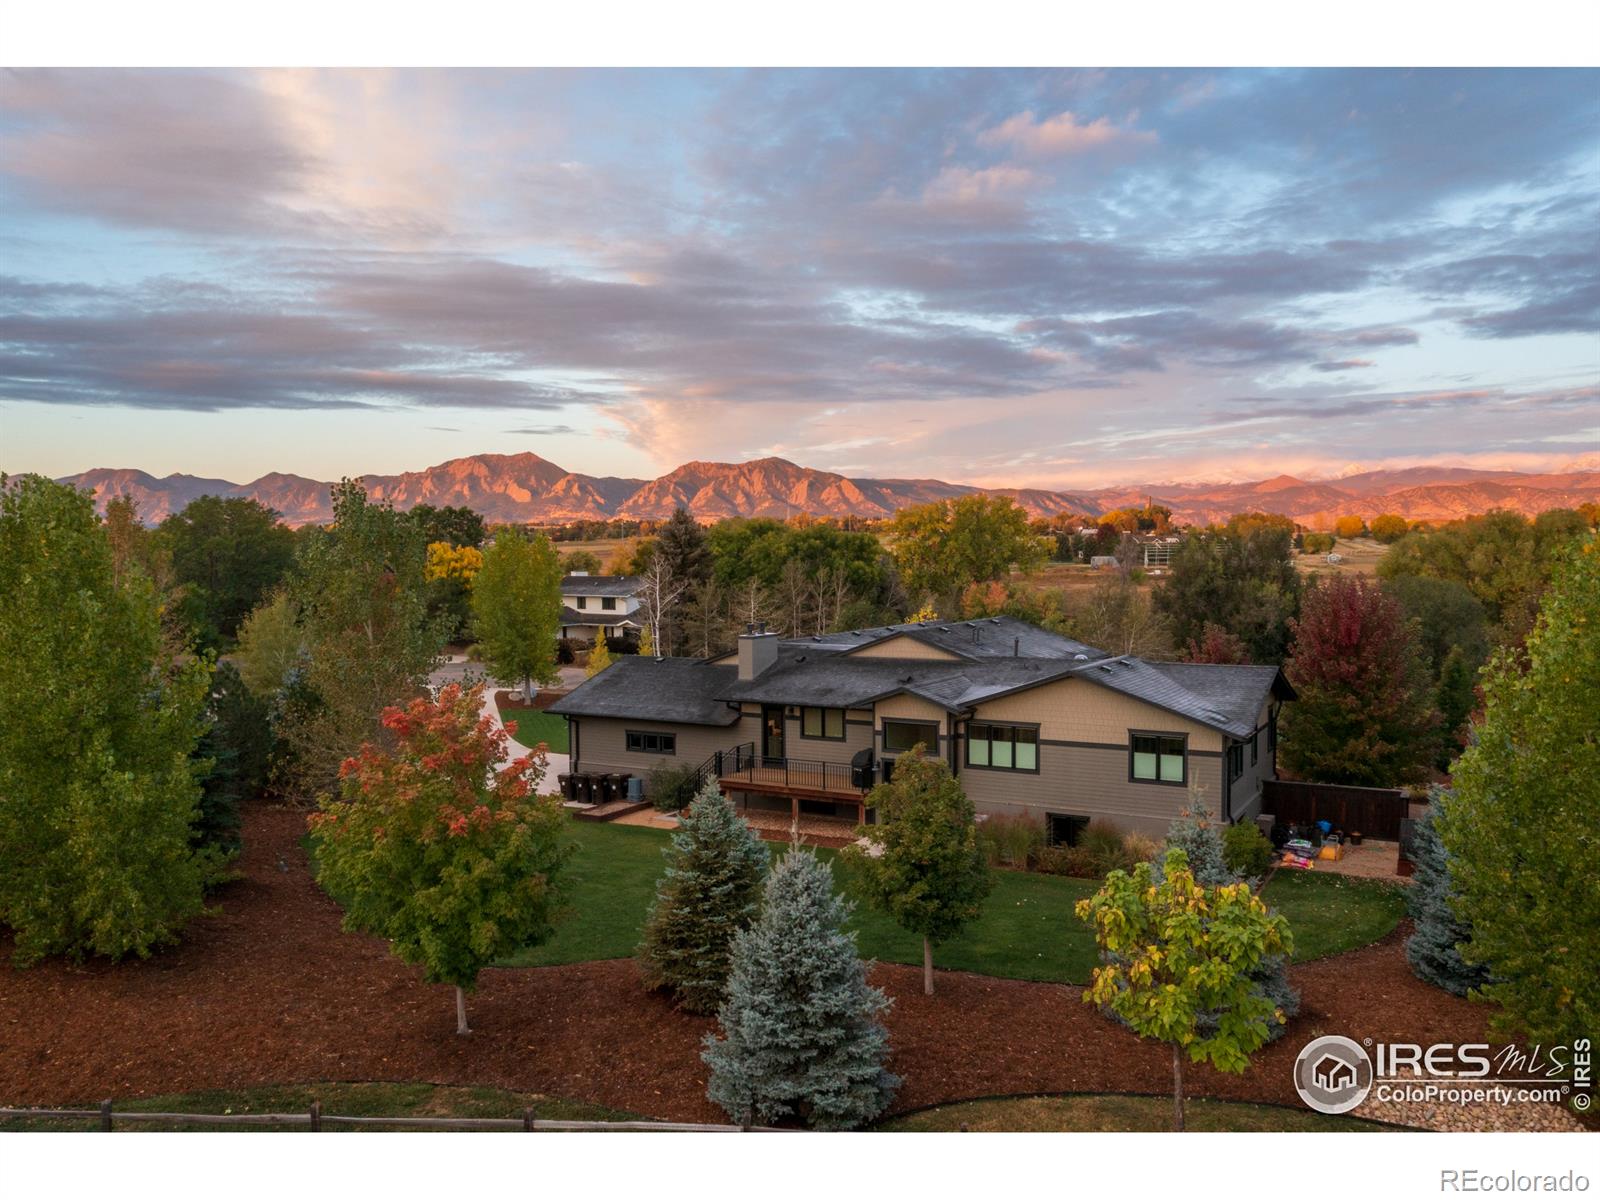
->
192, 660, 276, 854
844, 747, 992, 995
703, 849, 899, 1130
0, 475, 220, 965
637, 778, 770, 1013
1405, 798, 1490, 998
653, 507, 711, 654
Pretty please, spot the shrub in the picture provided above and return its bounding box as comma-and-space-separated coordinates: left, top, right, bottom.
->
1036, 844, 1097, 877
1302, 532, 1335, 555
647, 761, 702, 813
1081, 821, 1132, 874
1222, 822, 1276, 879
555, 637, 577, 665
1122, 830, 1161, 865
977, 813, 1045, 868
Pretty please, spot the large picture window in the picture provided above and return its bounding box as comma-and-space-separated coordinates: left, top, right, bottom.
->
882, 720, 938, 754
801, 706, 845, 740
1130, 733, 1186, 785
966, 722, 1039, 771
626, 730, 676, 755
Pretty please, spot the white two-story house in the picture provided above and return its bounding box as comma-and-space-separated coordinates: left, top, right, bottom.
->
558, 573, 643, 647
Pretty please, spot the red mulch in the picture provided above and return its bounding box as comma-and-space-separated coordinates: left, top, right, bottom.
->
0, 805, 1494, 1122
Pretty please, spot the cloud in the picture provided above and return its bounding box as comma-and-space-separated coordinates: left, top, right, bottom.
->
977, 110, 1156, 158
1313, 359, 1375, 372
506, 424, 577, 435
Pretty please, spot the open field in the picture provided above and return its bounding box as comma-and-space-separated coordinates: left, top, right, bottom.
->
1011, 561, 1158, 594
497, 822, 1408, 981
551, 538, 635, 572
1295, 536, 1387, 580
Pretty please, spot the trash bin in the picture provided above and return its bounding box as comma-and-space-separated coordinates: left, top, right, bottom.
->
557, 773, 573, 801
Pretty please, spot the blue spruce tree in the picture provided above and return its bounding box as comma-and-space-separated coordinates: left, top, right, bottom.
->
1405, 798, 1490, 997
637, 777, 769, 1013
702, 848, 900, 1130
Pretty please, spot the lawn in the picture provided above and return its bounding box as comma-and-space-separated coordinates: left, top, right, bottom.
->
497, 822, 1407, 982
878, 1094, 1397, 1132
496, 702, 570, 754
0, 1082, 641, 1132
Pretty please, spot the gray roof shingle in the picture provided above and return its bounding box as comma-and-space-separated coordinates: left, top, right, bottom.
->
559, 574, 639, 597
547, 657, 740, 726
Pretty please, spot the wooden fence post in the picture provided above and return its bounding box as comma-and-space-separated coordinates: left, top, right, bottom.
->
99, 1099, 113, 1132
522, 1106, 536, 1132
309, 1100, 322, 1132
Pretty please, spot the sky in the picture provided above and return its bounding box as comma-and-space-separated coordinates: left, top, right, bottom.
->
1, 67, 1597, 490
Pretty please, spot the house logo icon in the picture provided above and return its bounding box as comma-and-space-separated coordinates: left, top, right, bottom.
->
1294, 1035, 1373, 1114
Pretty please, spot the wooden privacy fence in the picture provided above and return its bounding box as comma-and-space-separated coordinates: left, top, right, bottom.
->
0, 1100, 779, 1133
1261, 779, 1410, 840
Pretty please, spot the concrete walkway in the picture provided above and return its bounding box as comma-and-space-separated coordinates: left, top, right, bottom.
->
429, 656, 571, 785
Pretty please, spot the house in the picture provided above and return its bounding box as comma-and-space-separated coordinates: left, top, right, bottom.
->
548, 615, 1293, 839
558, 573, 642, 646
1313, 1054, 1357, 1092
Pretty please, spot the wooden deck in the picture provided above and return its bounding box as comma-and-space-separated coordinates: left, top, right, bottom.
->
716, 760, 867, 824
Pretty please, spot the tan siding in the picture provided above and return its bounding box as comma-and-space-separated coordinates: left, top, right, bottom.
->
972, 676, 1223, 752
960, 744, 1224, 839
570, 716, 753, 795
848, 635, 961, 661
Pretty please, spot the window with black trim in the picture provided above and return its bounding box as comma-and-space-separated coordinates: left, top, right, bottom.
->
801, 706, 845, 740
602, 596, 617, 610
576, 596, 588, 610
882, 720, 938, 754
966, 722, 1039, 771
625, 730, 676, 755
1227, 742, 1245, 783
1130, 733, 1186, 785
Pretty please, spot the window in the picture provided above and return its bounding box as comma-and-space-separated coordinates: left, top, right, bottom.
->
576, 596, 588, 610
1250, 730, 1258, 766
882, 720, 938, 754
801, 706, 845, 740
602, 596, 617, 611
1227, 742, 1245, 783
625, 730, 676, 755
1047, 813, 1089, 847
966, 722, 1039, 772
1130, 733, 1186, 785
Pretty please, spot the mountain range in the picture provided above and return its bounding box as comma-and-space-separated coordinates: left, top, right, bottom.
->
55, 452, 1600, 529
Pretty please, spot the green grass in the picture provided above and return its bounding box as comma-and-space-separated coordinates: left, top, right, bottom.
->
496, 823, 1407, 982
878, 1094, 1398, 1132
497, 704, 570, 754
1259, 869, 1409, 961
0, 1082, 641, 1132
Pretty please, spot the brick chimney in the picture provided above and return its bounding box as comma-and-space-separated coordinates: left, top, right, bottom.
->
737, 621, 780, 681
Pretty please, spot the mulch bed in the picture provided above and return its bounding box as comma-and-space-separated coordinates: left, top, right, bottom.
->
0, 805, 1501, 1123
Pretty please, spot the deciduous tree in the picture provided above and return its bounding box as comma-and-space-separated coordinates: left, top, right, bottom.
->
1076, 848, 1291, 1131
637, 778, 770, 1013
844, 747, 991, 995
1279, 577, 1440, 786
279, 481, 448, 800
1155, 524, 1301, 663
471, 528, 563, 699
310, 683, 572, 1034
234, 591, 305, 698
1370, 513, 1409, 544
703, 848, 899, 1129
887, 494, 1047, 605
1438, 538, 1599, 1045
0, 475, 220, 965
159, 495, 296, 648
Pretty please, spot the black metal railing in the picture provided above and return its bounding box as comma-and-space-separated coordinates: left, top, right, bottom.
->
715, 752, 864, 796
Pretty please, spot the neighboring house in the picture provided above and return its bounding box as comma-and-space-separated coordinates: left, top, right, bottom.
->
558, 573, 642, 645
549, 615, 1293, 838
